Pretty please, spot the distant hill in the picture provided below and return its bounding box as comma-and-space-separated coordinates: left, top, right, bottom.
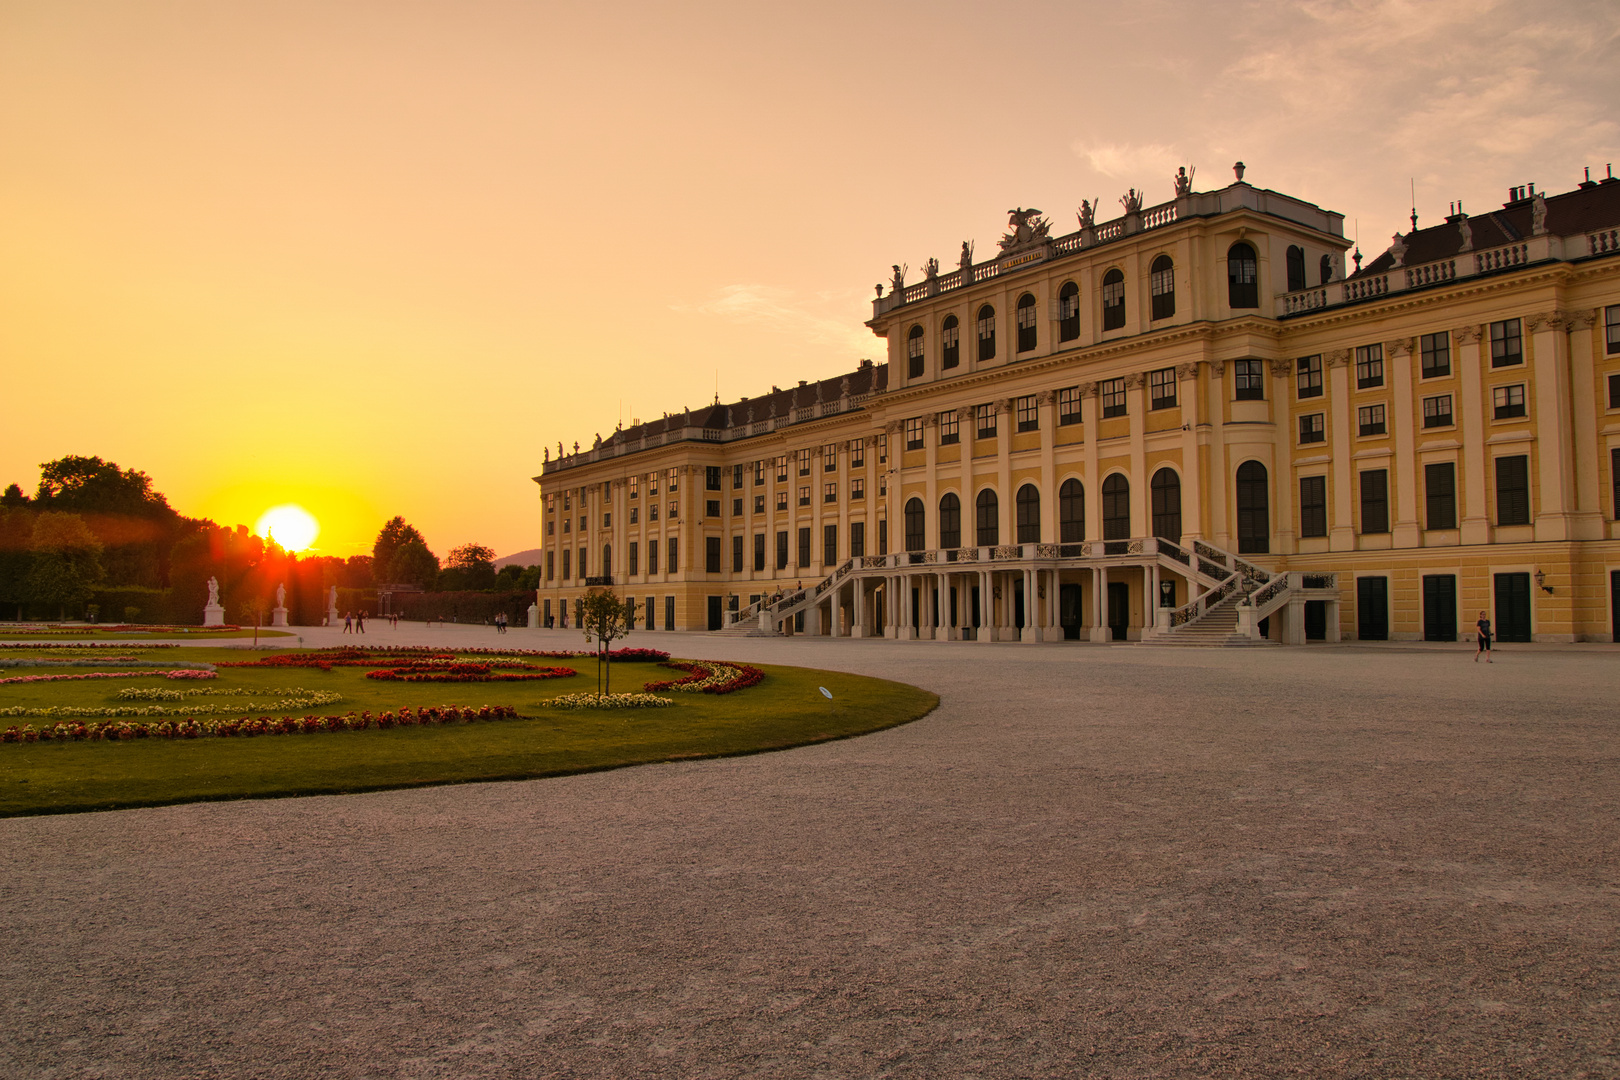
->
494, 548, 544, 569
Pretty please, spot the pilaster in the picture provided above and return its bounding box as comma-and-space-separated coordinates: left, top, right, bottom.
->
1456, 326, 1490, 544
1326, 349, 1356, 548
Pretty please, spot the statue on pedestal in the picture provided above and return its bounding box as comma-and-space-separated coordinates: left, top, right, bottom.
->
203, 576, 225, 627
206, 577, 220, 607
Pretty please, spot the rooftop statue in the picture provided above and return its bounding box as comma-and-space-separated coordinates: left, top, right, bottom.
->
891, 263, 907, 295
923, 257, 939, 280
999, 207, 1050, 251
1173, 165, 1193, 196
1077, 199, 1095, 230
959, 240, 974, 271
1120, 188, 1144, 215
1531, 192, 1548, 235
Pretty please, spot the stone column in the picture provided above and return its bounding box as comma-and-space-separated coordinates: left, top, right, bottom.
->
1091, 565, 1109, 642
1126, 373, 1149, 536
1037, 390, 1057, 542
1207, 361, 1230, 547
996, 398, 1014, 545
1270, 359, 1296, 553
1456, 326, 1490, 544
1565, 310, 1603, 539
1081, 382, 1102, 541
1177, 363, 1203, 539
1326, 349, 1356, 548
1389, 338, 1421, 547
1530, 311, 1574, 541
852, 578, 867, 638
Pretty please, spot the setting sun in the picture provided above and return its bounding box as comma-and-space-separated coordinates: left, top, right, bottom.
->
254, 504, 320, 553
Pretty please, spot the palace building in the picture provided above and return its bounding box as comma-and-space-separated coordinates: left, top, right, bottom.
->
534, 163, 1620, 643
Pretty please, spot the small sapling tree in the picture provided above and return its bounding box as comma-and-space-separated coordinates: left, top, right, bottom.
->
576, 587, 632, 694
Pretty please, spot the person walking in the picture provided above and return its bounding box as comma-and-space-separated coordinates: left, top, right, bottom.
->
343, 611, 353, 634
1475, 609, 1493, 663
356, 610, 366, 634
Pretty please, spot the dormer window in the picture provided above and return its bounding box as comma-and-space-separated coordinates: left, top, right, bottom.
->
1102, 269, 1126, 331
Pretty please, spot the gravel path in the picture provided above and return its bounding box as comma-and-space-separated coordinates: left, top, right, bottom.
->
3, 633, 1618, 1079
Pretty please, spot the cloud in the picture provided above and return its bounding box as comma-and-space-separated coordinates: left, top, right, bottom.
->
1073, 141, 1180, 181
674, 283, 874, 358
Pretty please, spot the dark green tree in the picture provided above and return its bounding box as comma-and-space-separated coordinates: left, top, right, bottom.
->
27, 512, 105, 620
0, 484, 29, 508
32, 456, 182, 588
373, 517, 431, 585
0, 509, 35, 619
575, 587, 633, 694
389, 540, 440, 589
441, 542, 497, 591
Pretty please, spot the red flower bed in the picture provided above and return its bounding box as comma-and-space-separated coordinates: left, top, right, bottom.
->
2, 705, 521, 744
364, 662, 576, 683
642, 661, 765, 695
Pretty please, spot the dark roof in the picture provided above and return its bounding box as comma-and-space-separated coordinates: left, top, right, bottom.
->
1356, 178, 1620, 278
596, 362, 889, 450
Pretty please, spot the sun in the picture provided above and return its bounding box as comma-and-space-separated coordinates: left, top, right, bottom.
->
255, 504, 320, 552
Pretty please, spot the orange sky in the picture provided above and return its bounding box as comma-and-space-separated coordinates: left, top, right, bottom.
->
4, 0, 1617, 559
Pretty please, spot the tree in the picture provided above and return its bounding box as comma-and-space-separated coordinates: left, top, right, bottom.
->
389, 540, 440, 589
442, 542, 497, 591
31, 457, 183, 589
0, 510, 35, 619
575, 588, 633, 695
0, 484, 28, 508
27, 512, 104, 620
373, 517, 431, 585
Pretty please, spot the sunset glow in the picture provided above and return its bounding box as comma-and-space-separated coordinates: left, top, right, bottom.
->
254, 505, 320, 553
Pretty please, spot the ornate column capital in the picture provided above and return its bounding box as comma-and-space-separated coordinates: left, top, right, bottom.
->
1325, 349, 1352, 368
1176, 362, 1199, 380
956, 407, 975, 424
1123, 372, 1145, 389
1078, 381, 1097, 399
1564, 308, 1598, 332
1387, 337, 1413, 358
1455, 324, 1483, 345
1035, 389, 1056, 406
1208, 360, 1226, 378
1270, 358, 1293, 378
1528, 310, 1566, 333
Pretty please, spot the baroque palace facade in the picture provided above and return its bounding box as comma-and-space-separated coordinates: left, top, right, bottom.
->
535, 164, 1620, 643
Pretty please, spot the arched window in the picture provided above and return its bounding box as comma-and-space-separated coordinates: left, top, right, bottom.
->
1150, 469, 1181, 542
1016, 484, 1041, 544
939, 492, 961, 549
1058, 282, 1080, 341
1102, 269, 1126, 331
1059, 479, 1085, 542
1286, 245, 1307, 292
906, 325, 925, 379
904, 498, 925, 552
1319, 253, 1334, 286
1228, 242, 1259, 308
1236, 461, 1270, 553
941, 314, 960, 369
1016, 294, 1037, 352
1102, 474, 1130, 540
975, 489, 999, 546
1149, 255, 1175, 320
977, 305, 996, 361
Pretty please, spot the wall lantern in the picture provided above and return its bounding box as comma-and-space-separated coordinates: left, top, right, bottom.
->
1534, 569, 1553, 594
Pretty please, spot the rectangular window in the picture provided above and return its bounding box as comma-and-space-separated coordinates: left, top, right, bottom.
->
648, 539, 658, 574
753, 494, 765, 513
563, 518, 571, 533
1493, 384, 1527, 420
706, 536, 721, 574
546, 550, 554, 580
878, 517, 888, 555
667, 538, 677, 571
1300, 476, 1327, 538
1058, 387, 1082, 425
1355, 344, 1384, 389
732, 498, 742, 517
824, 482, 837, 503
646, 475, 657, 497
798, 486, 810, 506
823, 524, 837, 565
733, 464, 744, 489
546, 493, 556, 512
1420, 331, 1451, 378
1233, 359, 1265, 400
797, 527, 811, 568
823, 444, 838, 472
629, 508, 638, 525
578, 547, 587, 579
775, 530, 788, 570
706, 500, 720, 518
1360, 470, 1389, 534
775, 490, 787, 511
905, 417, 924, 450
775, 457, 787, 483
667, 468, 678, 492
562, 548, 571, 580
664, 596, 674, 631
705, 466, 721, 491
1496, 455, 1530, 525
1297, 355, 1323, 398
1609, 373, 1620, 409
797, 449, 811, 476
1423, 394, 1454, 428
851, 439, 865, 467
1490, 318, 1523, 367
1613, 447, 1620, 520
1016, 395, 1038, 432
547, 520, 555, 536
1100, 378, 1126, 418
628, 542, 639, 576
938, 410, 959, 445
754, 461, 765, 486
877, 434, 887, 463
562, 492, 571, 511
648, 505, 657, 522
753, 532, 765, 571
851, 478, 864, 500
1425, 462, 1457, 530
1299, 413, 1325, 444
976, 403, 997, 439
850, 521, 865, 558
1149, 368, 1177, 409
627, 478, 637, 500
732, 534, 744, 573
1358, 403, 1387, 436
1607, 305, 1620, 355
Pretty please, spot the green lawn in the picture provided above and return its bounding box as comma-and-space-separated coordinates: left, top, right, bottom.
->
0, 649, 937, 816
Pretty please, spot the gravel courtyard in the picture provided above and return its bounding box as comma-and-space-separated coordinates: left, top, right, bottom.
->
3, 631, 1617, 1079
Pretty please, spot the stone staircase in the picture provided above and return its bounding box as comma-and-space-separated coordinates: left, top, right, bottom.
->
1144, 596, 1279, 647
707, 622, 778, 638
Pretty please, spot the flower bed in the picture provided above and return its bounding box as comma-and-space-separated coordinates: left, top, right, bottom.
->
0, 642, 179, 650
365, 661, 576, 683
543, 693, 674, 710
642, 661, 765, 695
1, 688, 344, 719
0, 669, 218, 686
217, 646, 671, 668
0, 658, 215, 670
2, 704, 520, 744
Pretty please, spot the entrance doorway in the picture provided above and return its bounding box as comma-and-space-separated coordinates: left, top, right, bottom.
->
1060, 583, 1083, 640
1422, 575, 1457, 641
1304, 600, 1327, 641
1494, 572, 1532, 642
1107, 581, 1130, 641
707, 595, 723, 631
1013, 582, 1025, 629
1356, 576, 1388, 640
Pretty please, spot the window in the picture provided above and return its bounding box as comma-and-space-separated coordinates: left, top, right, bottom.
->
977, 305, 996, 361
1058, 282, 1080, 341
851, 478, 864, 500
1058, 387, 1082, 425
1150, 469, 1181, 541
942, 315, 961, 369
797, 449, 811, 476
774, 491, 787, 511
850, 521, 865, 558
603, 512, 611, 528
732, 498, 742, 517
823, 483, 837, 504
975, 489, 999, 546
1358, 404, 1387, 436
646, 475, 656, 497
667, 468, 678, 492
939, 493, 961, 549
1100, 378, 1126, 418
1286, 245, 1306, 292
1235, 461, 1269, 554
1102, 269, 1126, 331
666, 539, 677, 570
1300, 476, 1327, 538
1299, 413, 1325, 444
753, 495, 764, 513
1016, 294, 1037, 352
775, 531, 788, 570
753, 533, 765, 571
1420, 331, 1451, 378
1233, 359, 1265, 400
563, 518, 572, 533
905, 417, 924, 451
628, 477, 638, 500
798, 486, 810, 506
823, 524, 837, 566
1423, 394, 1454, 428
1607, 305, 1620, 355
700, 499, 716, 518
1016, 485, 1040, 543
823, 444, 837, 471
1493, 384, 1526, 420
754, 461, 764, 486
775, 457, 787, 483
1149, 368, 1176, 410
562, 548, 572, 579
1490, 318, 1523, 367
628, 541, 639, 576
629, 508, 638, 525
878, 517, 887, 554
1426, 462, 1457, 530
1297, 355, 1323, 398
1613, 447, 1620, 519
907, 325, 925, 379
647, 505, 657, 523
546, 550, 555, 580
705, 466, 721, 491
731, 465, 743, 489
1360, 470, 1389, 533
1496, 455, 1530, 525
904, 498, 925, 551
877, 434, 887, 463
1150, 255, 1175, 320
1059, 479, 1084, 541
562, 491, 572, 511
938, 410, 959, 445
547, 520, 555, 536
976, 403, 997, 439
1101, 475, 1130, 540
706, 536, 722, 574
546, 493, 556, 512
1609, 373, 1620, 409
797, 527, 810, 568
1227, 242, 1259, 308
664, 596, 674, 631
851, 439, 864, 467
1016, 395, 1038, 432
1356, 344, 1384, 388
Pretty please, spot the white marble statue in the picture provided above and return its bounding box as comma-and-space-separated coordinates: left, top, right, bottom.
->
206, 577, 220, 606
276, 583, 286, 608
